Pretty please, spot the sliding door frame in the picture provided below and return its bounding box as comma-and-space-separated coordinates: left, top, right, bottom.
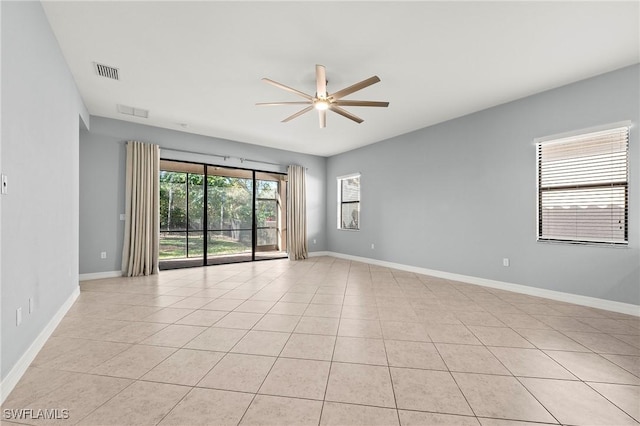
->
159, 158, 286, 269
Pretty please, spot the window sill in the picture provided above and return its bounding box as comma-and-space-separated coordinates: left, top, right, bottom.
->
537, 239, 629, 248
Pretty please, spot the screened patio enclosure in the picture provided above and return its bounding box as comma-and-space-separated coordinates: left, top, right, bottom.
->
159, 160, 287, 269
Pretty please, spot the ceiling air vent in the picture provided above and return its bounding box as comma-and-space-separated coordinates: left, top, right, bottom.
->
94, 62, 119, 80
117, 104, 149, 118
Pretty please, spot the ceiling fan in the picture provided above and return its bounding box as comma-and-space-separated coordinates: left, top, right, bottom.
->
257, 64, 389, 128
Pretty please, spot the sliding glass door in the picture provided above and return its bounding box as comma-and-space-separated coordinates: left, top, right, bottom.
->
255, 172, 287, 260
205, 166, 253, 265
159, 162, 205, 268
159, 160, 287, 269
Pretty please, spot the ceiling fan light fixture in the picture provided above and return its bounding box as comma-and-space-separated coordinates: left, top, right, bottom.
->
258, 64, 388, 127
314, 99, 330, 111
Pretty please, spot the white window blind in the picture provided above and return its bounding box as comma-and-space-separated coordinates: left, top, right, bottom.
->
537, 125, 629, 245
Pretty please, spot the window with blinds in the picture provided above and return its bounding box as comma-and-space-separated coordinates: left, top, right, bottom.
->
536, 125, 629, 245
338, 174, 360, 230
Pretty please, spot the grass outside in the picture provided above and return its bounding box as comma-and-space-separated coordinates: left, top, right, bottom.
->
159, 233, 250, 259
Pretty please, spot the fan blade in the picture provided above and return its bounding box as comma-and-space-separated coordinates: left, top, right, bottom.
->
262, 78, 313, 100
256, 102, 312, 106
316, 64, 327, 98
329, 76, 381, 100
334, 100, 389, 107
329, 105, 363, 124
282, 106, 313, 123
319, 110, 326, 128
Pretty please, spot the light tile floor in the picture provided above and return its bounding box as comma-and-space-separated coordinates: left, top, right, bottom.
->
3, 257, 639, 425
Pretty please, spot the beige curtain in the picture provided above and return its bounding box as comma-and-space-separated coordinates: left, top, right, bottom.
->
121, 141, 160, 276
287, 165, 307, 260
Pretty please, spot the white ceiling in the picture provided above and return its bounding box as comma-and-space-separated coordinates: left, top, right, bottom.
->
42, 1, 639, 157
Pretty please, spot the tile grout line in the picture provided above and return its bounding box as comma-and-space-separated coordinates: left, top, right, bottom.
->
473, 330, 563, 425
153, 263, 289, 425
583, 381, 640, 423
318, 258, 351, 426
458, 301, 565, 425
380, 267, 403, 425
430, 322, 479, 422
235, 267, 323, 426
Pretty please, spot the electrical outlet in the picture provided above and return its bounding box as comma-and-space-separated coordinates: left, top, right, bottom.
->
503, 258, 510, 267
16, 308, 22, 326
313, 239, 317, 244
101, 251, 107, 259
29, 298, 34, 314
120, 214, 126, 221
371, 243, 375, 249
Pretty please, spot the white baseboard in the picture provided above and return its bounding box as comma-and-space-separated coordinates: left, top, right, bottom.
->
308, 251, 330, 258
79, 270, 122, 281
0, 286, 80, 404
326, 251, 640, 317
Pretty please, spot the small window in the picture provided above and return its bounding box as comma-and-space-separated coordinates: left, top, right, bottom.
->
337, 174, 360, 230
536, 124, 629, 245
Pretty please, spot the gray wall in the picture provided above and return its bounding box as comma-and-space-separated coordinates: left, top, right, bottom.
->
327, 64, 639, 305
79, 117, 327, 274
1, 1, 88, 380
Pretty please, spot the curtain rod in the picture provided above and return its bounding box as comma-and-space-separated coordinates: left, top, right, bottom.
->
159, 147, 284, 168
